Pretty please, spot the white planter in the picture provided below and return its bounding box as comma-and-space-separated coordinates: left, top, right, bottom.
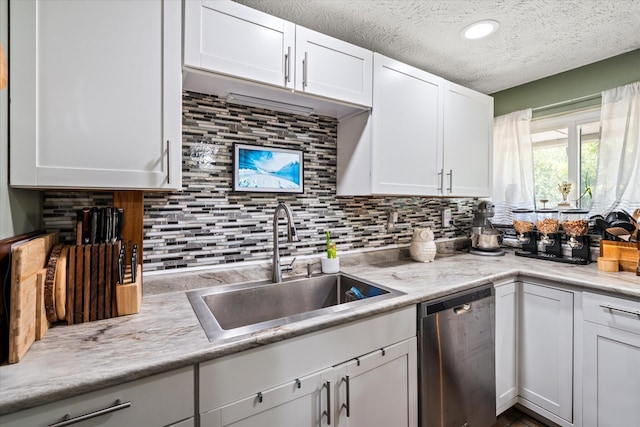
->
321, 257, 340, 273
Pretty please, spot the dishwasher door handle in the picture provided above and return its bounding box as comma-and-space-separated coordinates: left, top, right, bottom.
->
453, 303, 471, 315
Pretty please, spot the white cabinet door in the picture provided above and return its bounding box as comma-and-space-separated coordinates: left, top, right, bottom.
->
184, 0, 294, 89
583, 292, 640, 427
0, 367, 194, 427
200, 369, 332, 427
495, 281, 519, 414
295, 26, 372, 107
583, 323, 640, 427
519, 282, 574, 422
442, 81, 493, 197
9, 0, 181, 190
333, 337, 418, 427
371, 54, 443, 196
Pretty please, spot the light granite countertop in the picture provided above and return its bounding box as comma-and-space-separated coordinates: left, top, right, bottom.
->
1, 248, 638, 415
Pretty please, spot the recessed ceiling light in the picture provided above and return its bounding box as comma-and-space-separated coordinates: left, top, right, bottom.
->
462, 20, 500, 40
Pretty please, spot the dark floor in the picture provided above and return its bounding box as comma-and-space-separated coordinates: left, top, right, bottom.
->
492, 407, 551, 427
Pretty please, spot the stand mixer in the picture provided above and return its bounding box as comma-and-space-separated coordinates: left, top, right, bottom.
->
470, 201, 505, 256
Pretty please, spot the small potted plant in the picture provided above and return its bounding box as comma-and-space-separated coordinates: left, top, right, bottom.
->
321, 231, 339, 273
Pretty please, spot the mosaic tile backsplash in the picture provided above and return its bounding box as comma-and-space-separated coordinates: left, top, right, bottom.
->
42, 91, 478, 272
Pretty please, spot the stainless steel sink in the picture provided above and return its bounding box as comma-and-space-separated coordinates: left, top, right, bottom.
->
187, 273, 404, 341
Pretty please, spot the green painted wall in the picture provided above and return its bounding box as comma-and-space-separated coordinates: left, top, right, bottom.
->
491, 49, 640, 117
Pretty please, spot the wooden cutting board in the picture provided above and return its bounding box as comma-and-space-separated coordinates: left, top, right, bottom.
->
8, 233, 58, 363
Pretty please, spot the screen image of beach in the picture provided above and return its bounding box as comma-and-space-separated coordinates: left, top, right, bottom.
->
237, 147, 301, 190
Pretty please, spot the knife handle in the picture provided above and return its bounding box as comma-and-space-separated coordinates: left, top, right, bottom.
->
90, 207, 98, 244
116, 209, 125, 242
76, 210, 83, 245
81, 208, 91, 244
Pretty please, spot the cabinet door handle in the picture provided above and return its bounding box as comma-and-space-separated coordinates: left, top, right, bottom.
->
303, 52, 309, 88
48, 399, 131, 427
438, 169, 444, 194
285, 46, 291, 83
599, 304, 640, 317
323, 380, 331, 425
446, 169, 453, 193
342, 375, 351, 417
166, 140, 171, 185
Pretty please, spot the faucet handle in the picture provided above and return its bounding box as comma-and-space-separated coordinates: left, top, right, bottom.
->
282, 257, 296, 272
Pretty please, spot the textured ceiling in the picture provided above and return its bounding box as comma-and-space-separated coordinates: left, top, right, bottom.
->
233, 0, 640, 94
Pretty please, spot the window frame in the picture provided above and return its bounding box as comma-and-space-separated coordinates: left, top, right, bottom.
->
530, 107, 600, 208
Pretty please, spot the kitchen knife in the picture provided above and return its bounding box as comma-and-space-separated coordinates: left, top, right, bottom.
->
76, 210, 83, 245
104, 207, 112, 243
131, 244, 138, 283
117, 248, 124, 284
111, 208, 118, 243
81, 208, 91, 244
116, 208, 125, 242
90, 207, 98, 244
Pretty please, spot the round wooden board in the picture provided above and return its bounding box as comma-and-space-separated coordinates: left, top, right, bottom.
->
55, 245, 69, 321
44, 244, 63, 323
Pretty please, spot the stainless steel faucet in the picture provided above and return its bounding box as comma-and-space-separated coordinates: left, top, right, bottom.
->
272, 201, 299, 283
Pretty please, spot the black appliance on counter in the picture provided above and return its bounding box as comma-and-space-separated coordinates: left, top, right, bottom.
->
516, 232, 591, 264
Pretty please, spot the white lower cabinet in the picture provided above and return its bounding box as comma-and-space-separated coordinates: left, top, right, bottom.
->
333, 338, 417, 427
519, 282, 574, 423
582, 292, 640, 427
0, 366, 195, 427
495, 280, 519, 414
198, 307, 417, 427
495, 280, 577, 426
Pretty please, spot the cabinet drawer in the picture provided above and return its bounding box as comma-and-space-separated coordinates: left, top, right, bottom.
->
583, 292, 640, 334
199, 306, 416, 413
0, 366, 195, 427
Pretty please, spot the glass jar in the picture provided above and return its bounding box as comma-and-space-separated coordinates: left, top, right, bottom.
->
536, 209, 559, 244
560, 209, 589, 248
512, 209, 535, 242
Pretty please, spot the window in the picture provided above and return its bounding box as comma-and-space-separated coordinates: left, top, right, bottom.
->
530, 108, 600, 209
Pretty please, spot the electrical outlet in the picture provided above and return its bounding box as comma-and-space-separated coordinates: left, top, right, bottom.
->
442, 209, 452, 227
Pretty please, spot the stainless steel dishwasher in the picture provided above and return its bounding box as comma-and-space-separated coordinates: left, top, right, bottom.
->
419, 284, 496, 427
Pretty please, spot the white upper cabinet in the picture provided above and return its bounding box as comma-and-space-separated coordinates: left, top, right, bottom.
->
9, 0, 182, 190
337, 53, 493, 197
371, 54, 442, 195
295, 26, 373, 106
183, 0, 373, 108
442, 81, 493, 197
184, 0, 295, 88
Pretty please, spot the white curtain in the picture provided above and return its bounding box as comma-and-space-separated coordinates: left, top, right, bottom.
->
492, 109, 535, 224
590, 81, 640, 214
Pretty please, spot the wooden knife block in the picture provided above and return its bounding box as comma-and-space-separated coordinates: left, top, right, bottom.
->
116, 264, 142, 316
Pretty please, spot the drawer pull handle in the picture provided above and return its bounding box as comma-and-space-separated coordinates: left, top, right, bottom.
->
342, 375, 351, 417
257, 392, 263, 403
600, 304, 640, 317
323, 380, 331, 425
48, 399, 131, 427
